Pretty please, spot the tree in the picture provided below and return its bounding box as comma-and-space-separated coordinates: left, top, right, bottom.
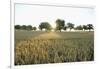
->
26, 25, 32, 30
55, 19, 65, 32
83, 25, 88, 31
67, 22, 74, 31
15, 25, 21, 30
75, 25, 83, 30
21, 25, 27, 30
87, 24, 94, 31
32, 27, 37, 31
38, 22, 52, 31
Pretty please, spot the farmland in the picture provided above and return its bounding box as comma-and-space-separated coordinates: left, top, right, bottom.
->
15, 31, 94, 65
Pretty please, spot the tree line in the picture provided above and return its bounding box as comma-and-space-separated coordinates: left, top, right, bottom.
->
15, 19, 94, 32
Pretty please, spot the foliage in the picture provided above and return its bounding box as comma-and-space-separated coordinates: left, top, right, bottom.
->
55, 19, 65, 32
26, 25, 32, 30
32, 27, 37, 31
38, 22, 52, 31
15, 25, 33, 30
15, 25, 21, 29
21, 25, 27, 30
67, 22, 74, 30
15, 23, 94, 32
75, 25, 83, 30
87, 24, 94, 31
83, 25, 88, 31
63, 26, 68, 31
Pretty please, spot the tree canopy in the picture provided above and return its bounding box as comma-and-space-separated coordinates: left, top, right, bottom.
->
83, 25, 88, 31
32, 27, 37, 31
15, 20, 94, 32
63, 26, 68, 31
87, 24, 94, 31
15, 25, 21, 29
67, 22, 74, 30
38, 22, 52, 31
55, 19, 65, 32
75, 25, 83, 30
26, 25, 32, 30
21, 25, 27, 30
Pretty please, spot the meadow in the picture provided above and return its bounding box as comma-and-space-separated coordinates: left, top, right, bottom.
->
15, 31, 94, 65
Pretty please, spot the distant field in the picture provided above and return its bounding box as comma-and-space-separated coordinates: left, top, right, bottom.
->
15, 31, 94, 65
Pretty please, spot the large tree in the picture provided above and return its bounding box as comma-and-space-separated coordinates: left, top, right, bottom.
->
87, 24, 94, 31
55, 19, 65, 32
15, 25, 21, 30
67, 22, 74, 31
38, 22, 52, 31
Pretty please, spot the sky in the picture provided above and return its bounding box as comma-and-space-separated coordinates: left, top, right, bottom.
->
15, 4, 96, 28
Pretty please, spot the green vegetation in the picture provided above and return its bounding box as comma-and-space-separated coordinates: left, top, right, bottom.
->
32, 27, 37, 31
87, 24, 94, 31
15, 18, 94, 32
38, 22, 52, 31
55, 19, 65, 32
75, 25, 83, 30
67, 22, 74, 31
15, 31, 94, 65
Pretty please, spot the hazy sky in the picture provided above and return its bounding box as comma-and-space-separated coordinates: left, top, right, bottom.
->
15, 4, 95, 28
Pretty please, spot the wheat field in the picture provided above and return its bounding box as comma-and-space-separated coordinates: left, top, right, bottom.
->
15, 31, 94, 65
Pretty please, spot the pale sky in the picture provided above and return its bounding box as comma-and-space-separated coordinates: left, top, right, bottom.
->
15, 4, 95, 28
